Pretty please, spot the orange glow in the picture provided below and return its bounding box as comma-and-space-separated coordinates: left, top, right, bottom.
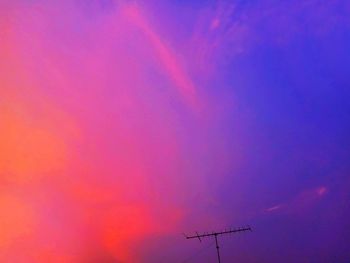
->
0, 194, 34, 248
102, 205, 156, 262
0, 106, 67, 183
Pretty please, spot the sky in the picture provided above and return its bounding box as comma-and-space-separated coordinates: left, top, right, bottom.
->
0, 0, 349, 262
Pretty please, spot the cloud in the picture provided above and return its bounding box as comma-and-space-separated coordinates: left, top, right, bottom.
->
265, 186, 329, 215
188, 0, 350, 75
122, 3, 198, 109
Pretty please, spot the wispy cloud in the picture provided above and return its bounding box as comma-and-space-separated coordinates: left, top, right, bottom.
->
265, 186, 329, 215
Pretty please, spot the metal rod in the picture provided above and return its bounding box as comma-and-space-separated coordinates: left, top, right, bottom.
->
185, 226, 251, 262
215, 234, 221, 263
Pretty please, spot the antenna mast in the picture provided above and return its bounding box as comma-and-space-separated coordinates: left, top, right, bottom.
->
184, 226, 252, 263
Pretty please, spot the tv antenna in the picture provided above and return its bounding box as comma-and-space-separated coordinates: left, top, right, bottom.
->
184, 226, 252, 263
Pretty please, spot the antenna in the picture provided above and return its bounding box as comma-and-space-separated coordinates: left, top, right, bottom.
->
184, 226, 252, 263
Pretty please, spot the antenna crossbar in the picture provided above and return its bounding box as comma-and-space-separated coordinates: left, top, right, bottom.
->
185, 226, 251, 239
184, 226, 252, 263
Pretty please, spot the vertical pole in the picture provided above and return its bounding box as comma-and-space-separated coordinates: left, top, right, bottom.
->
214, 234, 221, 263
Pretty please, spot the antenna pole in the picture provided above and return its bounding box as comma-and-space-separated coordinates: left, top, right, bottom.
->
214, 234, 221, 263
184, 226, 251, 263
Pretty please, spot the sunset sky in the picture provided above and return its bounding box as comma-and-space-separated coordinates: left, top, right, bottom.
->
0, 0, 349, 262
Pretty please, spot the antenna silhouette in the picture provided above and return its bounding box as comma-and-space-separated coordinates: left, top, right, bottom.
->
184, 226, 252, 263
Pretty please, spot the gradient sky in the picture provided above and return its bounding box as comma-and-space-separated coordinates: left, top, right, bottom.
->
1, 0, 350, 262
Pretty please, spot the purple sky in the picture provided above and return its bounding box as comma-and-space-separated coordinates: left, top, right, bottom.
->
0, 0, 349, 262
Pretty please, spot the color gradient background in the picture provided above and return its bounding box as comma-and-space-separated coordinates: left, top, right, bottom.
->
1, 0, 349, 262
